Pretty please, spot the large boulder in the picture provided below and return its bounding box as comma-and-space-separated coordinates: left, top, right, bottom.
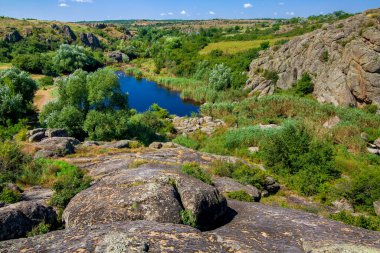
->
172, 116, 226, 135
246, 9, 380, 107
33, 137, 80, 158
0, 188, 57, 241
374, 201, 380, 216
45, 128, 68, 138
0, 221, 223, 252
63, 166, 227, 230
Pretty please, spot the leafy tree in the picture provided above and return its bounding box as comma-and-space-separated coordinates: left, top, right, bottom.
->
0, 68, 37, 124
83, 110, 129, 141
209, 64, 232, 91
294, 73, 314, 95
52, 44, 102, 74
44, 106, 85, 137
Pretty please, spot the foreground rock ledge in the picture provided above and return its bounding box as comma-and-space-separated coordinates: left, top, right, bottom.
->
1, 201, 380, 252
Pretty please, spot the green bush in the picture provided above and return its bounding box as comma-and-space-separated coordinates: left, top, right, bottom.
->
173, 135, 200, 150
226, 190, 253, 202
330, 211, 380, 231
0, 68, 38, 125
0, 187, 21, 203
49, 167, 91, 208
261, 121, 339, 196
180, 209, 197, 228
181, 163, 213, 185
27, 222, 51, 237
0, 141, 28, 183
209, 64, 232, 91
38, 76, 54, 88
294, 73, 314, 96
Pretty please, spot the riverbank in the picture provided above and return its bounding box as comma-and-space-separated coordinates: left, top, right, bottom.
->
112, 60, 248, 105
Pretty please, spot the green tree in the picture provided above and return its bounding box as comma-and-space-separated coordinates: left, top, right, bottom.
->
209, 64, 232, 91
0, 68, 37, 124
53, 44, 101, 74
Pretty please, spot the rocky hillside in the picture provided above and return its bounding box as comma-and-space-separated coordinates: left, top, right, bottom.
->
246, 8, 380, 107
0, 17, 133, 48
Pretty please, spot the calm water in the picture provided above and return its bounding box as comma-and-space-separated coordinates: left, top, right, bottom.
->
117, 71, 199, 117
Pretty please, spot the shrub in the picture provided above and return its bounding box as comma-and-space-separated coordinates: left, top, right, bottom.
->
330, 211, 380, 231
209, 64, 232, 91
261, 121, 339, 196
83, 110, 129, 141
226, 190, 253, 202
38, 76, 54, 88
180, 209, 197, 228
294, 73, 314, 96
27, 222, 51, 237
181, 163, 213, 185
0, 141, 27, 183
49, 167, 91, 208
0, 187, 21, 203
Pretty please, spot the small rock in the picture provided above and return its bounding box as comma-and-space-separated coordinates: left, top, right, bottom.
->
323, 116, 341, 129
374, 201, 380, 216
259, 124, 279, 129
332, 199, 354, 212
108, 140, 132, 149
248, 147, 260, 154
162, 142, 178, 149
149, 142, 163, 149
261, 190, 270, 198
28, 132, 46, 143
374, 138, 380, 148
82, 141, 100, 147
264, 177, 280, 194
361, 132, 369, 142
367, 147, 380, 155
213, 177, 261, 202
27, 128, 46, 139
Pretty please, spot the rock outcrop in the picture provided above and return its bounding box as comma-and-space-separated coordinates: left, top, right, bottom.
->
2, 201, 380, 252
107, 51, 124, 63
62, 25, 76, 42
246, 9, 380, 107
213, 177, 261, 202
3, 29, 22, 43
172, 116, 226, 135
33, 137, 80, 158
80, 32, 101, 49
63, 165, 227, 230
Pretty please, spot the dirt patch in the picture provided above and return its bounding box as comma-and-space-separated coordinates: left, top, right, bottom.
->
34, 87, 56, 111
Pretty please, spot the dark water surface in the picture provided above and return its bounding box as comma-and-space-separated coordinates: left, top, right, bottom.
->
117, 71, 199, 116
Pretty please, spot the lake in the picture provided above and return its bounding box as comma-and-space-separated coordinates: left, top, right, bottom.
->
117, 71, 199, 117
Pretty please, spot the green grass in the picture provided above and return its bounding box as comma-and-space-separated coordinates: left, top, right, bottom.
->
199, 38, 284, 55
181, 162, 213, 185
0, 63, 11, 70
226, 190, 253, 202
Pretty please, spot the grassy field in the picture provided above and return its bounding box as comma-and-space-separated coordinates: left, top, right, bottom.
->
199, 38, 283, 55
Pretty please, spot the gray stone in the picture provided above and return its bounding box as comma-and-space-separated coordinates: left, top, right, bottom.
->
323, 116, 341, 129
374, 201, 380, 216
149, 142, 163, 149
374, 138, 380, 148
28, 132, 46, 143
332, 198, 354, 212
63, 166, 227, 230
3, 30, 22, 43
26, 128, 46, 139
248, 147, 260, 154
45, 128, 68, 138
62, 25, 76, 42
33, 137, 80, 158
213, 176, 261, 202
367, 147, 380, 155
80, 32, 101, 49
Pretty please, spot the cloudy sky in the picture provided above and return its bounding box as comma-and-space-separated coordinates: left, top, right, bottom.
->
0, 0, 379, 21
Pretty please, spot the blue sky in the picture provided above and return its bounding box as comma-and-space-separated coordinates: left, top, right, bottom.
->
0, 0, 379, 21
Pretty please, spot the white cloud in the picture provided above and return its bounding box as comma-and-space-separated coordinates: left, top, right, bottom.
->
244, 3, 253, 9
278, 2, 285, 6
160, 13, 167, 16
59, 3, 69, 7
180, 10, 186, 15
209, 11, 215, 15
286, 11, 295, 16
168, 12, 174, 15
